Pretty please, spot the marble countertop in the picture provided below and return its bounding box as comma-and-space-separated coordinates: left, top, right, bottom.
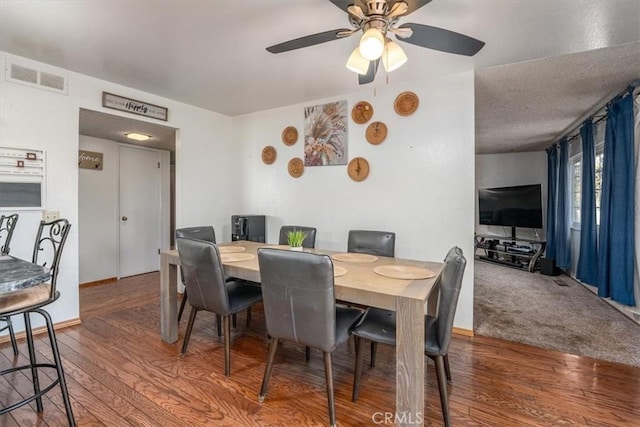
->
0, 255, 51, 295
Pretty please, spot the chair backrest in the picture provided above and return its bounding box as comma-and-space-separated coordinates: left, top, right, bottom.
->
0, 213, 19, 254
347, 230, 395, 257
176, 237, 231, 315
432, 246, 467, 354
257, 248, 337, 353
278, 225, 317, 248
32, 218, 71, 296
175, 226, 216, 243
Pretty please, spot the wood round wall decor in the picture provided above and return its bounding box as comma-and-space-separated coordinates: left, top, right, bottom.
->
394, 91, 419, 116
261, 146, 276, 164
282, 126, 298, 146
347, 157, 370, 182
351, 101, 374, 124
288, 157, 304, 178
365, 121, 388, 145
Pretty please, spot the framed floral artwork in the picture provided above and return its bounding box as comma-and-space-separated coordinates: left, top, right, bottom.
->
304, 100, 348, 166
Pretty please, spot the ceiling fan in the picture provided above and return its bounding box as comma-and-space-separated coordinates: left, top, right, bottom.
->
266, 0, 485, 85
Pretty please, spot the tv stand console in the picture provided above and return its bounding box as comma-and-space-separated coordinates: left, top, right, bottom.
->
474, 233, 546, 272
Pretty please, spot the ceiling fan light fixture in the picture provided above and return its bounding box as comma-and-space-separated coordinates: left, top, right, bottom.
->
382, 39, 408, 72
125, 132, 151, 141
359, 28, 385, 60
346, 47, 370, 75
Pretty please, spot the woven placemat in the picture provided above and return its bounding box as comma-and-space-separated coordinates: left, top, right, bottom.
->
331, 253, 378, 263
220, 253, 255, 263
218, 246, 246, 254
373, 265, 435, 280
334, 266, 348, 277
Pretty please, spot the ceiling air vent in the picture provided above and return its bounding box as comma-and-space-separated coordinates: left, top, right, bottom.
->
5, 59, 68, 95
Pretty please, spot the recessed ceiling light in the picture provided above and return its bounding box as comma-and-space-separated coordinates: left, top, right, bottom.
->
125, 132, 151, 141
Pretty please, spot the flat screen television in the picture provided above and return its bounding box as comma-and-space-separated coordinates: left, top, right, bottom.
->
478, 184, 543, 232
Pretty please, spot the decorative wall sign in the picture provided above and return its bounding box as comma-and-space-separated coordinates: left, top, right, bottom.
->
78, 150, 104, 170
288, 157, 304, 178
261, 146, 277, 165
365, 121, 388, 145
304, 100, 348, 166
394, 91, 419, 116
102, 92, 168, 121
282, 126, 298, 146
351, 101, 373, 124
347, 157, 370, 182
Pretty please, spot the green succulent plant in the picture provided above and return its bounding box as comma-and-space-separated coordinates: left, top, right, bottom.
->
287, 230, 307, 247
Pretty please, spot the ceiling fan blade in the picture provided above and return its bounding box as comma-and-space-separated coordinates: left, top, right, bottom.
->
266, 29, 351, 54
358, 59, 380, 85
327, 0, 364, 13
397, 23, 485, 56
394, 0, 432, 15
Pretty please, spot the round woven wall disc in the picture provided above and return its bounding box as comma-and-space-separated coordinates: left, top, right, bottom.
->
366, 121, 388, 145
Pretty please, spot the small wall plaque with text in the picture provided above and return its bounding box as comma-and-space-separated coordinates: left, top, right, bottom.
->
102, 92, 168, 121
79, 150, 103, 170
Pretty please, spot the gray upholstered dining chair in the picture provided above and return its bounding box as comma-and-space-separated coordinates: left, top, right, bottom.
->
257, 248, 363, 427
0, 218, 75, 425
350, 246, 467, 427
346, 229, 396, 365
0, 213, 20, 355
176, 225, 252, 332
278, 225, 317, 248
175, 226, 217, 323
347, 230, 395, 258
176, 236, 262, 376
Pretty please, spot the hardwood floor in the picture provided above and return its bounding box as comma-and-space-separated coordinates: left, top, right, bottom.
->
2, 272, 640, 426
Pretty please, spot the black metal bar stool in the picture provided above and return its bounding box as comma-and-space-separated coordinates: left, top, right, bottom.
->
0, 213, 20, 355
0, 218, 75, 426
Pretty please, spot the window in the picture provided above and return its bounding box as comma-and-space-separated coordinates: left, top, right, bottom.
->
571, 157, 581, 225
594, 151, 604, 225
571, 146, 604, 227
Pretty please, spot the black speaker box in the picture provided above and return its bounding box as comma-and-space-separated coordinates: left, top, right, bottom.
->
540, 258, 561, 276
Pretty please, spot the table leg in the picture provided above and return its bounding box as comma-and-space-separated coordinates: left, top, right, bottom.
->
160, 253, 178, 343
396, 296, 425, 426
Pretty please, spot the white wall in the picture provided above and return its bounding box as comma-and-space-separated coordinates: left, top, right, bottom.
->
78, 136, 118, 283
232, 73, 477, 330
475, 151, 547, 241
1, 51, 234, 329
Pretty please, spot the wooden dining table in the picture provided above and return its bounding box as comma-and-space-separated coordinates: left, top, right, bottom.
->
159, 240, 443, 426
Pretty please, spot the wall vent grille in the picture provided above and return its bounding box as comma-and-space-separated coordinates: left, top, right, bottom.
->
5, 59, 68, 95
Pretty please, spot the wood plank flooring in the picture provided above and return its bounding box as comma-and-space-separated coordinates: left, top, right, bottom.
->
2, 272, 639, 426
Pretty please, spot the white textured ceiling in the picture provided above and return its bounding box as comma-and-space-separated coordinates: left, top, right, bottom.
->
1, 0, 639, 153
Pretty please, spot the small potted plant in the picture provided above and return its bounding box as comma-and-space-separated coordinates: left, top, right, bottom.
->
287, 230, 307, 251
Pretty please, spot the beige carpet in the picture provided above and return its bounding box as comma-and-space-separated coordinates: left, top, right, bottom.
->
474, 260, 640, 367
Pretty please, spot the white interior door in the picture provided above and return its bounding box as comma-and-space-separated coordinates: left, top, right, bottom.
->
119, 145, 161, 278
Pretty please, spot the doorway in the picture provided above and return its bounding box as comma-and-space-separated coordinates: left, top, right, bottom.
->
78, 108, 176, 285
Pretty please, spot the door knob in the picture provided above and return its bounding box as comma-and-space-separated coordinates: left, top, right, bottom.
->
121, 216, 128, 221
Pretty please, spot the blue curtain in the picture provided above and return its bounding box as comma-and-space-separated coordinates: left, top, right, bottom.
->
555, 138, 571, 269
597, 91, 636, 306
546, 145, 558, 260
576, 119, 598, 285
